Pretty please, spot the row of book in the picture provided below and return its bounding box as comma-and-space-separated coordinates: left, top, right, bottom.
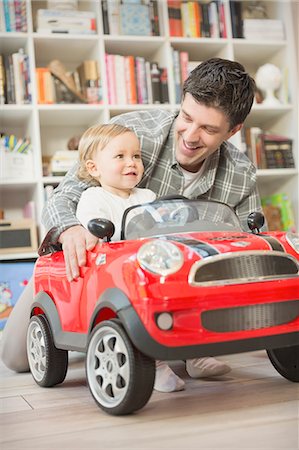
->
0, 49, 31, 105
36, 60, 102, 105
168, 0, 227, 38
230, 1, 284, 40
102, 0, 160, 36
0, 0, 27, 32
243, 127, 295, 170
106, 54, 169, 105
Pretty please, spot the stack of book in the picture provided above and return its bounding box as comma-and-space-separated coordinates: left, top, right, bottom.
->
1, 49, 31, 105
102, 0, 160, 36
105, 54, 169, 105
36, 9, 96, 34
0, 0, 27, 32
243, 19, 284, 40
167, 0, 227, 38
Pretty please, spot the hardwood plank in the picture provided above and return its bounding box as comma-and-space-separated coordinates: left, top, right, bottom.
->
0, 352, 298, 450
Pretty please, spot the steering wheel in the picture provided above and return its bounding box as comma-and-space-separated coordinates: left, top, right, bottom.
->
169, 205, 199, 224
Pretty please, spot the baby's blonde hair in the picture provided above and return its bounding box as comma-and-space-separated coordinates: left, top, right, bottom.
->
77, 123, 135, 185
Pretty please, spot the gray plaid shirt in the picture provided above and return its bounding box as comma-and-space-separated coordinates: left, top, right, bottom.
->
42, 109, 262, 245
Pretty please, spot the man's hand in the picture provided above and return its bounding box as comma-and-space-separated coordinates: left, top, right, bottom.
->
59, 225, 98, 281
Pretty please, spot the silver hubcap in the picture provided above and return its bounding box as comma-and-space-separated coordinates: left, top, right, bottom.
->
86, 326, 130, 408
27, 320, 46, 382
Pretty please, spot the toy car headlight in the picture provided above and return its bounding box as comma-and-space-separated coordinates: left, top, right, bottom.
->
137, 240, 184, 276
286, 232, 299, 253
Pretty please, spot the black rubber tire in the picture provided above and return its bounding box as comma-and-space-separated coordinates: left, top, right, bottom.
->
27, 315, 68, 387
267, 345, 299, 382
86, 319, 155, 415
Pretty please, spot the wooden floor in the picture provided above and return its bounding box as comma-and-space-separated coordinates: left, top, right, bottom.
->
1, 350, 298, 450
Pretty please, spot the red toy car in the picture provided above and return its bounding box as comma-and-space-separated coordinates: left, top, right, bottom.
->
27, 198, 299, 415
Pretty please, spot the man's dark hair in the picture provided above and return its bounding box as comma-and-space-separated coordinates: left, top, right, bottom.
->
182, 58, 256, 130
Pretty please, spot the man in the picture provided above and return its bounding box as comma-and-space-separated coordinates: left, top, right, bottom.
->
1, 58, 261, 380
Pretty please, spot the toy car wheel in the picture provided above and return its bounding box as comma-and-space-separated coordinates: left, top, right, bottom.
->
86, 319, 155, 415
27, 315, 68, 387
267, 345, 299, 382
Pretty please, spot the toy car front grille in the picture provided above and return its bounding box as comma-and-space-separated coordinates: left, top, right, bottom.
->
201, 300, 299, 332
189, 251, 299, 286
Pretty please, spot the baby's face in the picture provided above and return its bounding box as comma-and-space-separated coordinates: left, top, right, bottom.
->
92, 132, 144, 196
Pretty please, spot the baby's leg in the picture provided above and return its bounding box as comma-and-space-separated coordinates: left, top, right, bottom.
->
154, 360, 185, 392
0, 277, 33, 372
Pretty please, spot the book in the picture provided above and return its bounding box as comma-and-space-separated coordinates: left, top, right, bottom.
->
36, 9, 96, 34
229, 0, 243, 38
243, 19, 284, 40
172, 48, 181, 104
120, 2, 151, 36
167, 0, 183, 37
124, 55, 137, 104
262, 193, 296, 232
159, 67, 169, 104
0, 55, 5, 105
106, 0, 120, 35
148, 0, 160, 36
101, 0, 110, 34
260, 134, 295, 169
105, 53, 117, 104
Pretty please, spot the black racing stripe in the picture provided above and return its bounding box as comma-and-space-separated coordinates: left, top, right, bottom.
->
258, 234, 285, 252
163, 236, 219, 258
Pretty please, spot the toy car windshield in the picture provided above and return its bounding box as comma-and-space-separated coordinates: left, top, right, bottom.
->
122, 198, 242, 240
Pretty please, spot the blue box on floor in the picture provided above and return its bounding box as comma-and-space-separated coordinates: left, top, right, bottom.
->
0, 261, 35, 330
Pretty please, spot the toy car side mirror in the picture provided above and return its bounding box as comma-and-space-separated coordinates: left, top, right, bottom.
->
247, 212, 265, 234
87, 219, 115, 242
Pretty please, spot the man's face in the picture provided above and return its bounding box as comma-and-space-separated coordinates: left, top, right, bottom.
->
174, 93, 241, 173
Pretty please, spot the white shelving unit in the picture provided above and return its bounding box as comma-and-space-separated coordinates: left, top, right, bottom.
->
0, 0, 298, 261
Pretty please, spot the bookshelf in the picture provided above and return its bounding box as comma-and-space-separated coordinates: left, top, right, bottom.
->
0, 0, 298, 261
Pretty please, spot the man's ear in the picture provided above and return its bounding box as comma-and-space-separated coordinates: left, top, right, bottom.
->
228, 123, 243, 138
85, 159, 99, 177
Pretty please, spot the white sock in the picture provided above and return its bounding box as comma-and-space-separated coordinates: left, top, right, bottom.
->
154, 360, 185, 393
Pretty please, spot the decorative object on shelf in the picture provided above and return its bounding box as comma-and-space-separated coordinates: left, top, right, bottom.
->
255, 63, 282, 106
262, 193, 296, 232
48, 59, 87, 103
67, 135, 81, 151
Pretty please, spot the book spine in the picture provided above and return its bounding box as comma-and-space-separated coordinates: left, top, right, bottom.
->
167, 0, 182, 37
179, 51, 189, 86
105, 53, 117, 104
135, 56, 148, 104
114, 54, 126, 104
150, 62, 161, 104
149, 0, 160, 36
172, 48, 181, 104
101, 0, 110, 34
107, 0, 120, 35
160, 67, 169, 104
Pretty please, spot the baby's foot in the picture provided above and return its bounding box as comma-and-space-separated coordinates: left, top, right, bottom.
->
154, 360, 185, 393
